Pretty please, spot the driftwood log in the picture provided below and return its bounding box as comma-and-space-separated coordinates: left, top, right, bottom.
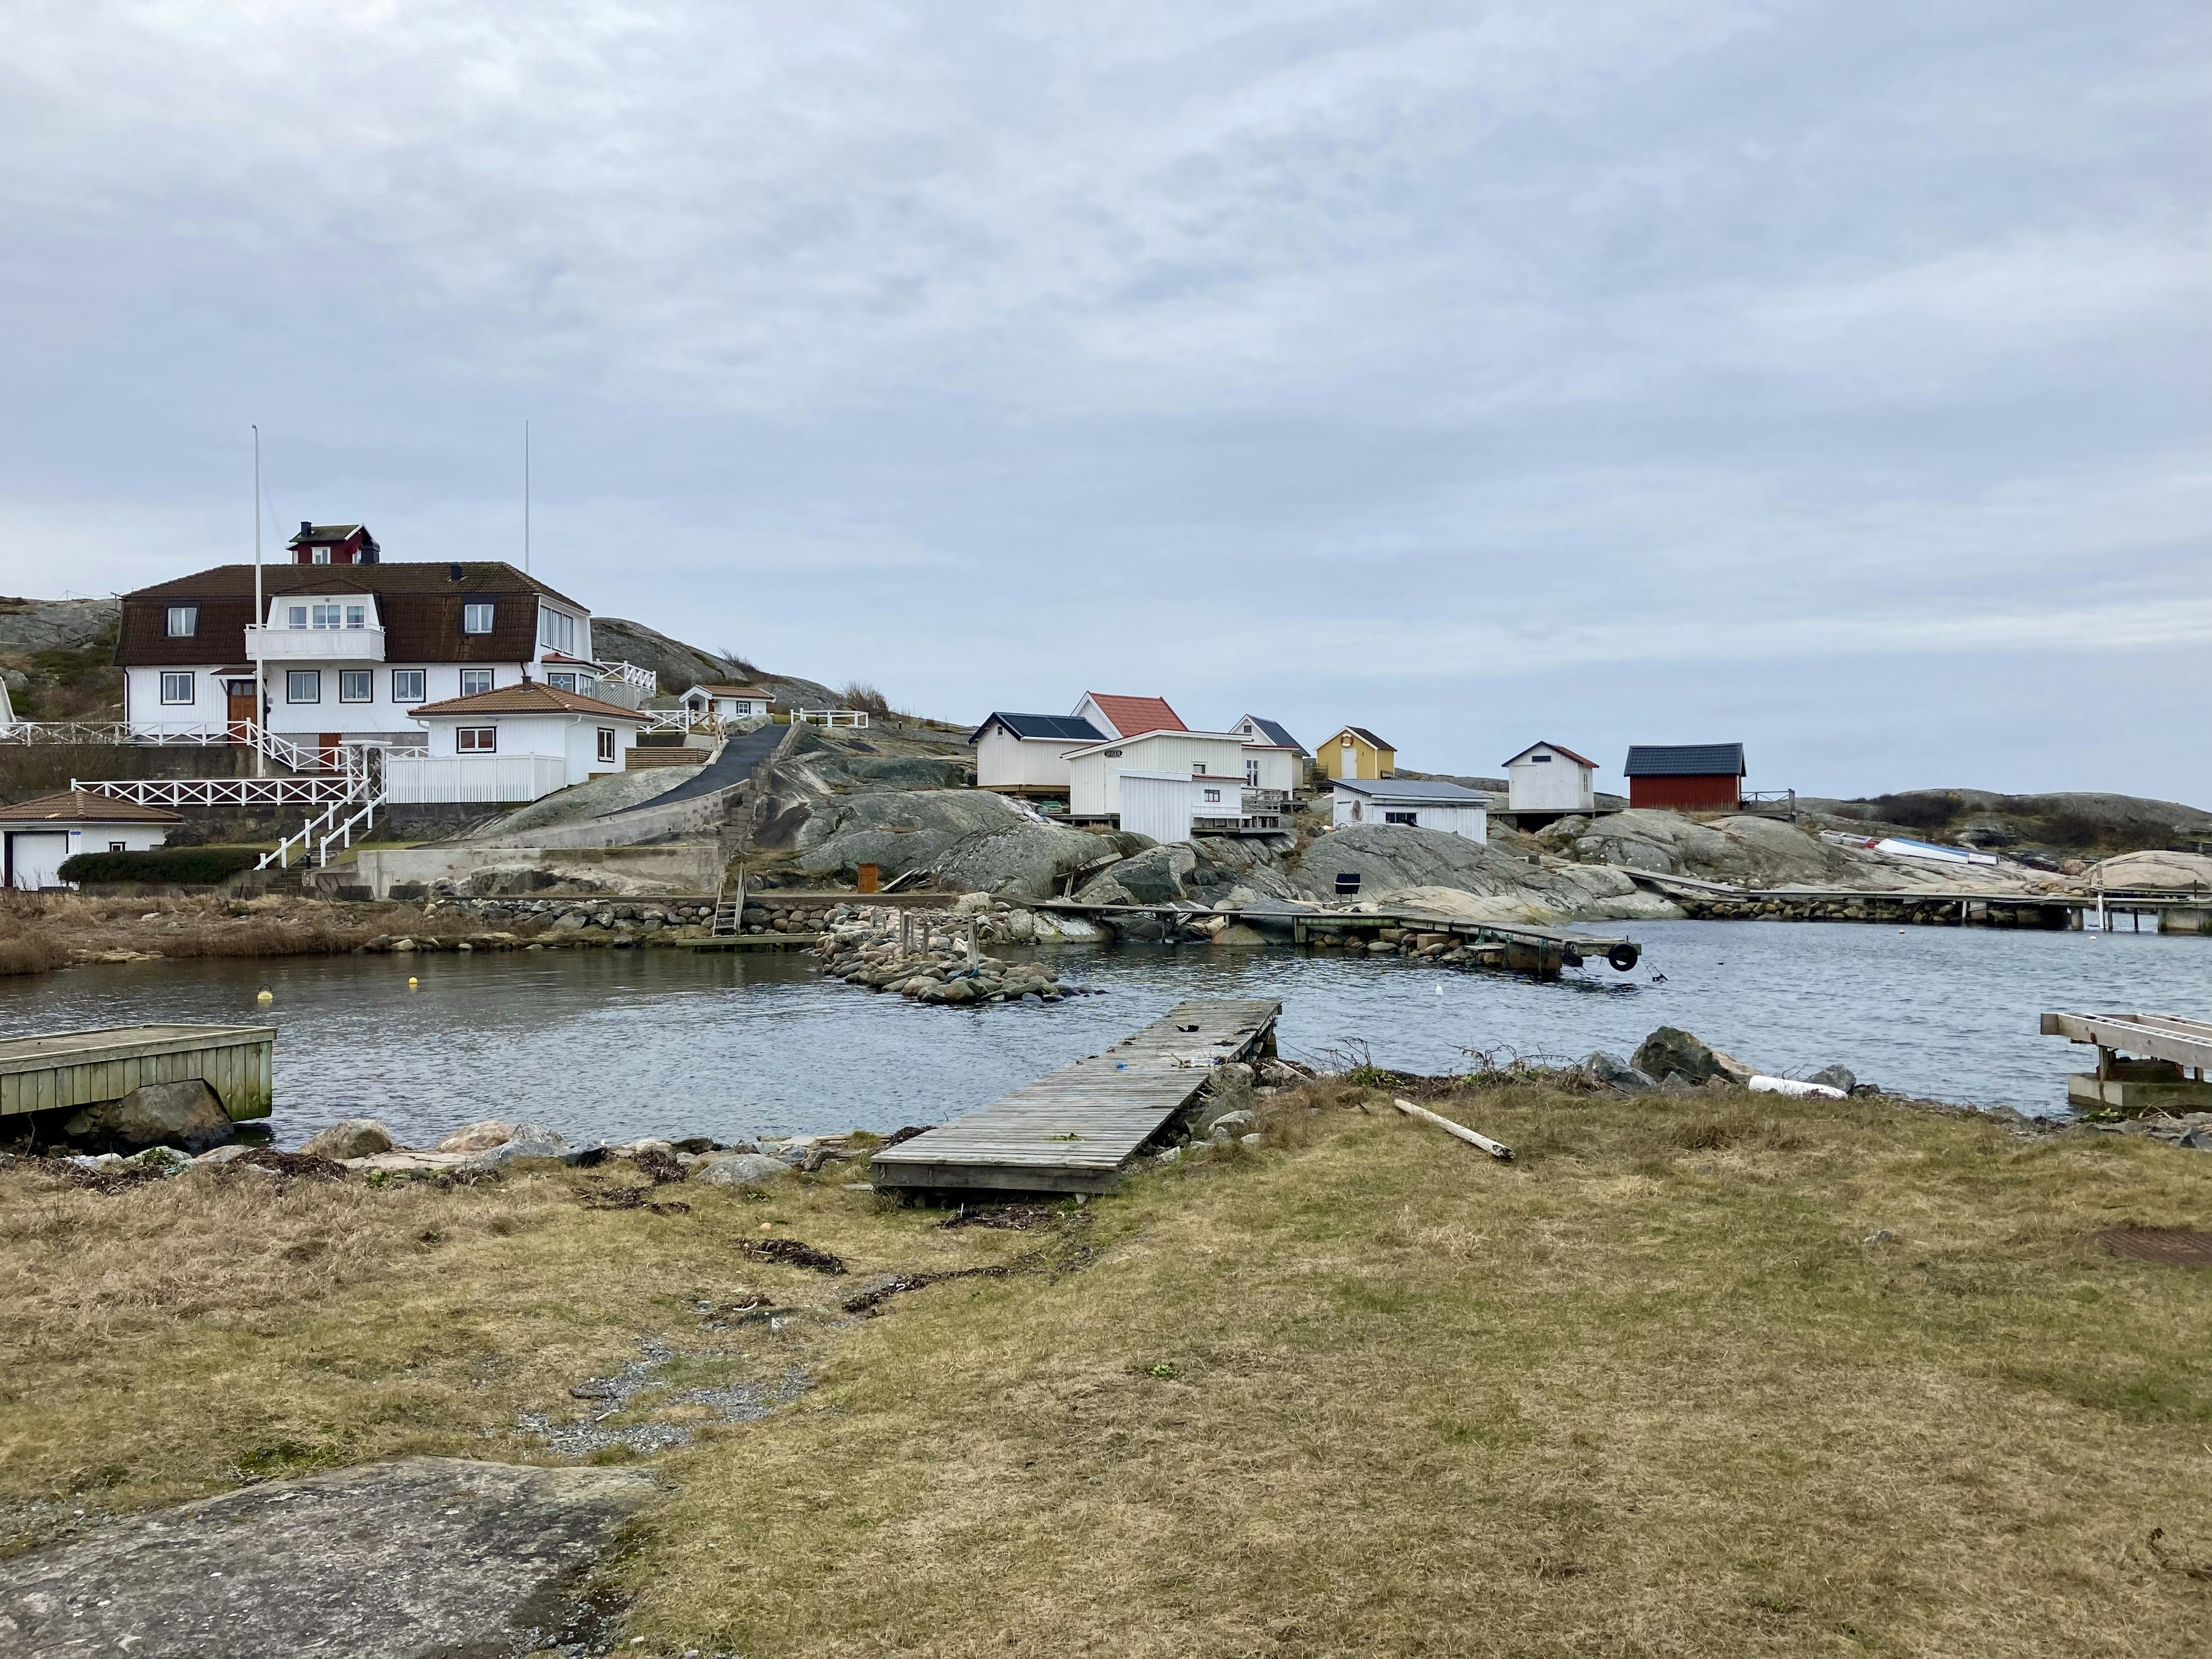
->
1393, 1097, 1515, 1162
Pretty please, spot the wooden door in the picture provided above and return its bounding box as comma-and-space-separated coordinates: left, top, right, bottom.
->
226, 688, 257, 743
320, 733, 343, 770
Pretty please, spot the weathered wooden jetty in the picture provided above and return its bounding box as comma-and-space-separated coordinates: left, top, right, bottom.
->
0, 1025, 274, 1123
2042, 1011, 2212, 1113
869, 998, 1281, 1196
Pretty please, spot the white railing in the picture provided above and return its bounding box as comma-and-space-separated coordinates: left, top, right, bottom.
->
0, 720, 237, 747
263, 799, 349, 869
794, 709, 870, 728
317, 797, 380, 866
382, 753, 567, 805
595, 658, 659, 694
79, 774, 357, 809
644, 708, 726, 738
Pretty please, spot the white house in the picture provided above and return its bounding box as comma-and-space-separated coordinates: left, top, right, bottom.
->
1502, 741, 1599, 814
0, 790, 180, 889
384, 683, 650, 804
116, 558, 600, 749
1229, 715, 1308, 793
968, 711, 1109, 797
1066, 728, 1252, 825
1331, 778, 1489, 843
682, 683, 774, 724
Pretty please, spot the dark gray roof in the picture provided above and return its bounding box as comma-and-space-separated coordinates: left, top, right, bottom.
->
969, 711, 1107, 744
1623, 743, 1746, 778
1238, 714, 1305, 753
1330, 778, 1491, 804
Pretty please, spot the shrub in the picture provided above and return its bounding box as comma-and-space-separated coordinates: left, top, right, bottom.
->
56, 847, 263, 887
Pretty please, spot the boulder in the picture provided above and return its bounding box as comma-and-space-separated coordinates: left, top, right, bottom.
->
1205, 1109, 1257, 1141
1808, 1065, 1857, 1094
1631, 1028, 1724, 1085
63, 1078, 236, 1153
457, 1124, 572, 1171
300, 1118, 395, 1160
1582, 1052, 1656, 1091
436, 1120, 517, 1154
691, 1152, 790, 1187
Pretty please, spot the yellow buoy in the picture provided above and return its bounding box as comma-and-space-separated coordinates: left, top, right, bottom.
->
408, 976, 419, 989
255, 987, 273, 1003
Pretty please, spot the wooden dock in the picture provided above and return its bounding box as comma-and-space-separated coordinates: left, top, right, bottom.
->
868, 998, 1282, 1195
2042, 1010, 2212, 1112
0, 1024, 274, 1123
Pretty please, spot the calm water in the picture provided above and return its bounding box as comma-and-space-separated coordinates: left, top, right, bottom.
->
1, 923, 2203, 1148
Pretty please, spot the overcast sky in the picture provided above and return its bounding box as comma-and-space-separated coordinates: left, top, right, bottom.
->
5, 2, 2206, 802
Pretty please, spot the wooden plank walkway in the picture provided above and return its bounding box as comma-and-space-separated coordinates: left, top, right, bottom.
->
869, 998, 1282, 1195
0, 1024, 275, 1122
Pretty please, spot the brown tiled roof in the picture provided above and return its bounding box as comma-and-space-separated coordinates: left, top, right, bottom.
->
408, 682, 646, 719
0, 789, 183, 824
115, 562, 585, 669
1085, 693, 1185, 737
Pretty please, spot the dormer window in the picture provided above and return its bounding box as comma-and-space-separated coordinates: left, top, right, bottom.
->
311, 603, 343, 630
311, 545, 331, 564
346, 604, 366, 630
463, 603, 495, 635
287, 605, 308, 628
165, 605, 198, 638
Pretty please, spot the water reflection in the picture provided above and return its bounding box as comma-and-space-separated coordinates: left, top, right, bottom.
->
0, 922, 2200, 1147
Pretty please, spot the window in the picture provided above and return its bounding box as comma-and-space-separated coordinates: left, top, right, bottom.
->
460, 668, 494, 696
109, 841, 127, 853
1385, 810, 1418, 825
1530, 753, 1552, 763
1203, 789, 1221, 804
164, 605, 197, 638
391, 669, 425, 703
310, 603, 343, 630
310, 546, 331, 564
596, 728, 616, 764
287, 605, 308, 628
537, 608, 576, 654
463, 602, 495, 635
547, 672, 576, 692
159, 671, 194, 704
457, 726, 496, 753
1245, 758, 1259, 785
345, 604, 366, 630
339, 670, 372, 703
287, 669, 321, 703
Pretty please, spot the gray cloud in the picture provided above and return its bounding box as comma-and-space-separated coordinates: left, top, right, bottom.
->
3, 0, 2206, 798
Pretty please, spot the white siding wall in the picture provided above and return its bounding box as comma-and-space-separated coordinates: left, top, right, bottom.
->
976, 728, 1085, 791
6, 823, 170, 889
127, 662, 524, 740
1332, 789, 1488, 843
1069, 732, 1248, 818
1118, 772, 1200, 846
1507, 753, 1595, 812
1243, 748, 1303, 793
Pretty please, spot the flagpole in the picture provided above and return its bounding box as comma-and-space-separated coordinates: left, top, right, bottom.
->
252, 425, 265, 777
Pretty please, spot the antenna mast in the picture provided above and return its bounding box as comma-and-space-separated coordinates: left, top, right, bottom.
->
524, 420, 531, 573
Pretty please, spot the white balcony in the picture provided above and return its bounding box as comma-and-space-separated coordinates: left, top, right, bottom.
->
244, 626, 386, 662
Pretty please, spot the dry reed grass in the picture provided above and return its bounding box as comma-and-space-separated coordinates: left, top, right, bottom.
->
1, 1085, 2207, 1657
0, 891, 536, 976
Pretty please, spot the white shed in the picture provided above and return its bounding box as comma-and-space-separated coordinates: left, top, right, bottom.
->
683, 683, 773, 723
393, 682, 650, 804
0, 790, 181, 889
1065, 729, 1253, 823
968, 712, 1108, 797
1116, 772, 1204, 846
1331, 779, 1489, 843
1502, 741, 1598, 814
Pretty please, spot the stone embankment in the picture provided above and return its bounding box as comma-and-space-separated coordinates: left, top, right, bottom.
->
812, 902, 1088, 1006
1664, 892, 2074, 926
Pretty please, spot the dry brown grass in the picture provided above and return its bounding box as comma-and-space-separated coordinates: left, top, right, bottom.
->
2, 1086, 2209, 1657
0, 891, 540, 975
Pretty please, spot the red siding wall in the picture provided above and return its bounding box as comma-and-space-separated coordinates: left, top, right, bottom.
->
1628, 774, 1741, 810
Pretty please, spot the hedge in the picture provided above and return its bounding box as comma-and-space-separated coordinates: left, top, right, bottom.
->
55, 847, 264, 886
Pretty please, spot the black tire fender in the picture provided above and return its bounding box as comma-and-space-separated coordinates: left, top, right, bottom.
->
1608, 942, 1640, 972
